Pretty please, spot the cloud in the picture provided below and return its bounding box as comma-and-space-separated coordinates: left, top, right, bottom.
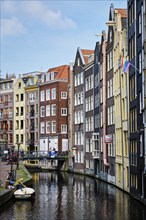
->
1, 17, 26, 36
2, 0, 17, 13
23, 1, 76, 29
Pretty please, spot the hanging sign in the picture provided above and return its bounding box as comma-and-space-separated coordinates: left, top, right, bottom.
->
105, 135, 112, 143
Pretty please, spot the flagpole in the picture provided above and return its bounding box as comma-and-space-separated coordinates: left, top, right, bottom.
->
129, 63, 140, 72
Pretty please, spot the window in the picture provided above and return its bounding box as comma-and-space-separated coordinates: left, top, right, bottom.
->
77, 58, 80, 66
41, 106, 45, 117
107, 105, 114, 125
46, 73, 50, 81
20, 94, 23, 101
61, 125, 67, 133
41, 91, 45, 101
46, 121, 50, 133
138, 12, 142, 34
139, 92, 142, 113
61, 92, 67, 99
61, 108, 67, 116
46, 89, 50, 100
52, 104, 56, 116
138, 52, 142, 74
29, 93, 34, 102
46, 105, 50, 116
52, 121, 56, 133
109, 29, 112, 42
75, 75, 78, 86
140, 134, 143, 156
20, 134, 23, 143
41, 122, 45, 134
51, 88, 56, 99
18, 82, 21, 89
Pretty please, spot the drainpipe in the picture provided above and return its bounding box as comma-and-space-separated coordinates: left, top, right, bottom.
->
103, 36, 109, 167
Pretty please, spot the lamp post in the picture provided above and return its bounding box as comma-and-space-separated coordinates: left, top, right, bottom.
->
16, 142, 20, 170
10, 145, 15, 180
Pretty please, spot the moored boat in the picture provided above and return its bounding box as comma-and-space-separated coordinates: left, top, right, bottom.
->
14, 187, 35, 199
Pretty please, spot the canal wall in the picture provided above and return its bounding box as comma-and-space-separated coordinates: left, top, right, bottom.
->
0, 164, 33, 207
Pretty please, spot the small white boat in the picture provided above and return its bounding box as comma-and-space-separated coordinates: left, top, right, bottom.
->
14, 187, 35, 199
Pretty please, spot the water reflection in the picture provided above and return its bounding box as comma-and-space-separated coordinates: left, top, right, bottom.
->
0, 172, 146, 220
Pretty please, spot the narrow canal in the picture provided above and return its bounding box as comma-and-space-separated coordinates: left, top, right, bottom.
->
0, 172, 146, 220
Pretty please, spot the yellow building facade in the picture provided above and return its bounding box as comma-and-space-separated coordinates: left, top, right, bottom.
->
113, 9, 129, 192
13, 77, 26, 151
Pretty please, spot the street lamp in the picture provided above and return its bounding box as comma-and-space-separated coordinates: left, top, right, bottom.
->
10, 145, 15, 180
16, 142, 20, 170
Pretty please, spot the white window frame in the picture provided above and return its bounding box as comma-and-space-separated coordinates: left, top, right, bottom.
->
41, 91, 45, 101
51, 88, 56, 100
41, 122, 45, 134
52, 121, 56, 133
52, 104, 56, 116
46, 105, 50, 116
41, 106, 45, 117
61, 125, 67, 133
46, 121, 50, 133
61, 92, 67, 99
46, 89, 50, 100
61, 108, 67, 116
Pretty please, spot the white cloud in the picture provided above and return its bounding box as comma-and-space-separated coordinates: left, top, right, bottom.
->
23, 1, 76, 29
1, 17, 26, 36
2, 0, 17, 13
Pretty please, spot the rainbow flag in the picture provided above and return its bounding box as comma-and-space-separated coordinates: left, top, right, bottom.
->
123, 60, 130, 73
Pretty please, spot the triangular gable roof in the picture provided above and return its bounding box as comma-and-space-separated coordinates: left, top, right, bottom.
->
109, 3, 114, 21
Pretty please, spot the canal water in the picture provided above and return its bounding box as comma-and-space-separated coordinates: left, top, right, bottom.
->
0, 172, 146, 220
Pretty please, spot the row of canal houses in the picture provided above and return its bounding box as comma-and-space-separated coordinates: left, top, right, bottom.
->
0, 1, 146, 201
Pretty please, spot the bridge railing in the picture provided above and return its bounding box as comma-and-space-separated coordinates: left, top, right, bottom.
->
19, 150, 68, 160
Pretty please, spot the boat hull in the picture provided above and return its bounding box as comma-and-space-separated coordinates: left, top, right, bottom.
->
14, 187, 35, 199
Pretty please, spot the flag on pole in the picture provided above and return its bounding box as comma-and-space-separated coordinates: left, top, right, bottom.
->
120, 57, 124, 68
123, 60, 130, 73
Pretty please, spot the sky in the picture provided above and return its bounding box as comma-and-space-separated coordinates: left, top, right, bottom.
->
1, 0, 127, 77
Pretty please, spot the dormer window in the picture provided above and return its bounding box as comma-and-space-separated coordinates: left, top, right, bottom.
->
51, 72, 55, 80
29, 78, 34, 85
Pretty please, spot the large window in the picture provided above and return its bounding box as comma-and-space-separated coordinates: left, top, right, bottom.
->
46, 105, 50, 116
85, 75, 93, 91
107, 105, 114, 125
74, 110, 83, 124
29, 93, 34, 102
46, 121, 50, 133
41, 106, 45, 117
86, 117, 93, 131
51, 88, 56, 99
52, 121, 56, 133
41, 122, 45, 134
107, 78, 113, 98
46, 89, 50, 100
52, 104, 56, 116
41, 91, 45, 101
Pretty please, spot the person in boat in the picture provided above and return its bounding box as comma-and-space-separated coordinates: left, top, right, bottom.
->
14, 178, 26, 189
